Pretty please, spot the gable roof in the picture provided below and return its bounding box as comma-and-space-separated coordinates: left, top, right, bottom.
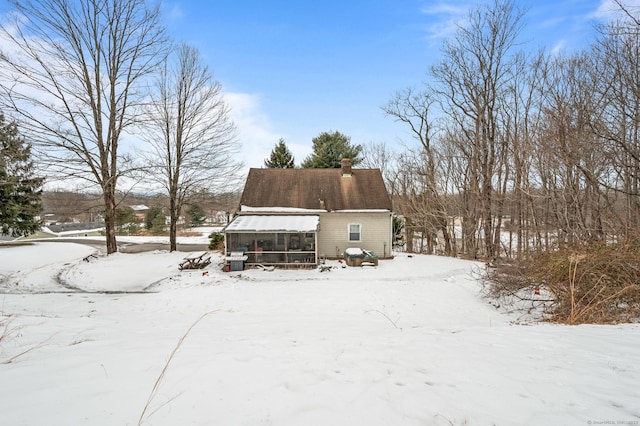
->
240, 168, 392, 211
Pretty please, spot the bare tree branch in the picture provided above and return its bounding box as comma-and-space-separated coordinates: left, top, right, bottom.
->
140, 43, 241, 251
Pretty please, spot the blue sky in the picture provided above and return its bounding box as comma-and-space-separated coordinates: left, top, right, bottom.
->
159, 0, 637, 169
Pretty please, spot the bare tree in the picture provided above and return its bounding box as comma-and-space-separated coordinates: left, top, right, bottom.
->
590, 6, 640, 236
537, 52, 614, 244
0, 0, 167, 253
362, 141, 396, 188
383, 88, 437, 185
382, 87, 454, 256
142, 43, 240, 251
512, 52, 551, 256
431, 0, 526, 258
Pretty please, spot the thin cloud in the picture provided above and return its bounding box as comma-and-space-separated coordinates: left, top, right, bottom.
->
224, 92, 282, 169
421, 3, 469, 16
537, 16, 566, 30
419, 1, 474, 40
591, 0, 640, 20
160, 2, 185, 22
550, 40, 567, 56
169, 5, 184, 20
423, 18, 464, 40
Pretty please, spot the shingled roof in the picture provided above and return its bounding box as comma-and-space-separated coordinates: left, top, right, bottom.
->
240, 167, 392, 211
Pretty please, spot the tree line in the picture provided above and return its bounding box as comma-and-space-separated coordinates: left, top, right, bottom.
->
372, 0, 640, 260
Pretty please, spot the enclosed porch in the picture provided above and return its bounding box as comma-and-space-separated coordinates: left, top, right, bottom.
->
224, 215, 319, 268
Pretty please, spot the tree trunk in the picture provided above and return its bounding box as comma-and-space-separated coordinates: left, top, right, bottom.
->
169, 195, 178, 252
103, 189, 118, 254
440, 223, 453, 256
405, 226, 414, 253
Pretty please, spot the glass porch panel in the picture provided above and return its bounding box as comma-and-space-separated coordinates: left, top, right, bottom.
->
226, 232, 317, 264
227, 233, 278, 252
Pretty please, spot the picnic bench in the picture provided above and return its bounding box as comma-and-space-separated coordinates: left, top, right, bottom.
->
179, 252, 211, 270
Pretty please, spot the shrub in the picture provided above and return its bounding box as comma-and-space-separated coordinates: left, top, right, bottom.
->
483, 241, 640, 324
208, 231, 224, 251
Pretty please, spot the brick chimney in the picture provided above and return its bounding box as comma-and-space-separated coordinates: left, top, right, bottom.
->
341, 158, 352, 177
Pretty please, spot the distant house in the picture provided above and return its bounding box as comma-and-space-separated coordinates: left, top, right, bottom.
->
224, 159, 393, 267
130, 205, 149, 220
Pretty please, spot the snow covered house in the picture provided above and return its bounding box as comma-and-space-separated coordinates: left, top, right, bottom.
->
224, 159, 393, 267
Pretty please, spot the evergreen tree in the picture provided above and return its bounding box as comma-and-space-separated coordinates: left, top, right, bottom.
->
145, 206, 165, 231
186, 204, 206, 227
301, 131, 363, 168
150, 213, 167, 235
264, 138, 295, 168
0, 114, 43, 237
115, 207, 135, 229
115, 207, 138, 233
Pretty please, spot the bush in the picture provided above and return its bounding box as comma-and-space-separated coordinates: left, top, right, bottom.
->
483, 241, 640, 324
208, 231, 224, 251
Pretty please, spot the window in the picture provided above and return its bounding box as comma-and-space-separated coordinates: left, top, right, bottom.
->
348, 223, 361, 242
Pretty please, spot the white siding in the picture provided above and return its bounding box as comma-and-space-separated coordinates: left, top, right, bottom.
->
317, 212, 393, 258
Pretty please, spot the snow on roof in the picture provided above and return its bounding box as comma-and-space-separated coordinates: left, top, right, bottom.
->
224, 215, 320, 233
241, 205, 326, 213
334, 209, 391, 213
241, 207, 391, 214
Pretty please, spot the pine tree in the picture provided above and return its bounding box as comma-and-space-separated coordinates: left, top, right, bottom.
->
264, 138, 295, 168
301, 131, 363, 168
186, 204, 206, 227
0, 114, 43, 237
145, 206, 165, 230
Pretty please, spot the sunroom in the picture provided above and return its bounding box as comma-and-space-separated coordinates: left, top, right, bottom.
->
224, 215, 319, 267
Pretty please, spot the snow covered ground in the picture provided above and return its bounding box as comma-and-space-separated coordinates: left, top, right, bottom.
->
0, 239, 639, 426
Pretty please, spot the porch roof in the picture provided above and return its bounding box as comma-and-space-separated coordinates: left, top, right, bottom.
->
224, 215, 319, 233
